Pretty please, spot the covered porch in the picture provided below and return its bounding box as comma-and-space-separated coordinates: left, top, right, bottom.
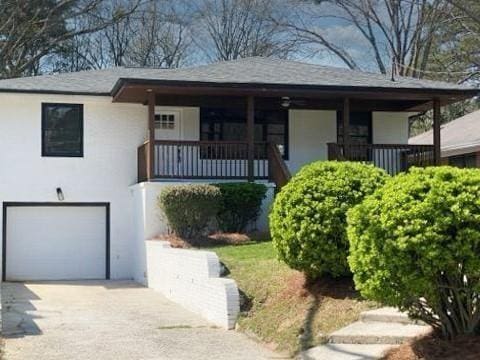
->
112, 78, 469, 187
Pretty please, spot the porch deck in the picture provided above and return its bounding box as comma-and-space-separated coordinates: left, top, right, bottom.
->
138, 140, 291, 188
138, 140, 435, 187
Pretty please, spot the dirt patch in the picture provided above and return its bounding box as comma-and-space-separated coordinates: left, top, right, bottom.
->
152, 234, 192, 248
283, 272, 310, 298
382, 334, 480, 360
208, 232, 251, 245
276, 273, 360, 303
306, 275, 360, 300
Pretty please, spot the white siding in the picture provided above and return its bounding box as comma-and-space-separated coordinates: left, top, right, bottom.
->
0, 93, 147, 279
372, 112, 410, 144
286, 110, 337, 174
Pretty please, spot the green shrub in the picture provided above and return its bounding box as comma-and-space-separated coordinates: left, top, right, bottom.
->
214, 182, 267, 233
347, 166, 480, 338
158, 184, 222, 239
270, 161, 389, 279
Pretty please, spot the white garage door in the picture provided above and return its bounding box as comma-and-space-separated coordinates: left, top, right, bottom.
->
5, 205, 108, 281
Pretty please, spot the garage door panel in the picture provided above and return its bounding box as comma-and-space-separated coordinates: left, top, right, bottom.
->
6, 206, 107, 281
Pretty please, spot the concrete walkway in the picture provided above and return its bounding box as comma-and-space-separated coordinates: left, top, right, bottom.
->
2, 281, 284, 360
301, 307, 431, 360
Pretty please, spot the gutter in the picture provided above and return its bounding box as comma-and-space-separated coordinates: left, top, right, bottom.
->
0, 88, 111, 96
110, 77, 479, 99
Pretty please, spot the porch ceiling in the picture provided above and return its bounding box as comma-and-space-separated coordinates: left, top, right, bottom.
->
112, 80, 476, 112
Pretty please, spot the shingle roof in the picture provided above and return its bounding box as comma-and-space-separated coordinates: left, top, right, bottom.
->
0, 67, 168, 95
409, 109, 480, 156
0, 57, 475, 96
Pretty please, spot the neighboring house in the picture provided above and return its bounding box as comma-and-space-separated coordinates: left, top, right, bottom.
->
409, 109, 480, 168
0, 57, 476, 283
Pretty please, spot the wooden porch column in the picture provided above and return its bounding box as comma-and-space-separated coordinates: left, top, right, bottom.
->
433, 98, 441, 165
343, 98, 350, 158
247, 96, 255, 182
147, 91, 155, 180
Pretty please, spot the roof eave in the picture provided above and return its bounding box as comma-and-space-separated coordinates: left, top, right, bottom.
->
111, 77, 479, 100
0, 88, 111, 96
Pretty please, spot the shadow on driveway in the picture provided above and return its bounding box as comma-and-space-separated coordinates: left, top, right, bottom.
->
2, 280, 285, 360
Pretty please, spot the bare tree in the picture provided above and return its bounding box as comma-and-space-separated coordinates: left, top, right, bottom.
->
279, 0, 449, 77
126, 0, 193, 68
435, 0, 480, 83
194, 0, 297, 62
53, 0, 192, 71
445, 0, 480, 25
0, 0, 139, 78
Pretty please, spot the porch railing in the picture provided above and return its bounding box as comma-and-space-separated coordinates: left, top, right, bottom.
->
137, 142, 149, 183
327, 143, 435, 175
139, 140, 271, 180
267, 143, 291, 189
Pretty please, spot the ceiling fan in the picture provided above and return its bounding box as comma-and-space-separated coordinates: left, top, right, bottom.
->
280, 96, 308, 108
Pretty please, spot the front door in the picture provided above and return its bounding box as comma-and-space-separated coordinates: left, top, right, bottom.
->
154, 109, 182, 176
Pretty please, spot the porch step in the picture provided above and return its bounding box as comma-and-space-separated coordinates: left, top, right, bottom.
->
328, 321, 431, 345
301, 344, 397, 360
360, 307, 423, 325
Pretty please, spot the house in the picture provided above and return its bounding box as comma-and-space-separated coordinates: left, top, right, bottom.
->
0, 57, 476, 283
409, 109, 480, 168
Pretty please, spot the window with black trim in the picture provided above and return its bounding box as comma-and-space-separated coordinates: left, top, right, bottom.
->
337, 111, 372, 161
42, 103, 83, 157
200, 107, 289, 159
337, 111, 372, 144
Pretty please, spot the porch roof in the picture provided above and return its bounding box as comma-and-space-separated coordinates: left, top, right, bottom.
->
111, 58, 478, 111
0, 58, 476, 110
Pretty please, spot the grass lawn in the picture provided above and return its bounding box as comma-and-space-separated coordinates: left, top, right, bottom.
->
213, 241, 377, 356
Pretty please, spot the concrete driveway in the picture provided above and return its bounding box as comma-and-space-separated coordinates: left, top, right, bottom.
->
2, 281, 283, 360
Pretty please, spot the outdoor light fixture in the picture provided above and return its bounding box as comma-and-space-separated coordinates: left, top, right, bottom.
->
281, 97, 291, 108
56, 187, 64, 201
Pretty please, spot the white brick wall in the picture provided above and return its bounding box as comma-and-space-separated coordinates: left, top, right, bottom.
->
145, 240, 240, 329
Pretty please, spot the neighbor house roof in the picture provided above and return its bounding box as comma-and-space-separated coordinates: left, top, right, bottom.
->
0, 57, 476, 97
409, 109, 480, 157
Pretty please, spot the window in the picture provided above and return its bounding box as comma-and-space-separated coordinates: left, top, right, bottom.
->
448, 153, 477, 168
337, 111, 372, 144
337, 111, 372, 161
200, 108, 289, 159
42, 103, 83, 157
155, 113, 176, 129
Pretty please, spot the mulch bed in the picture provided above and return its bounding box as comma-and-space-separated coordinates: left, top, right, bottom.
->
382, 334, 480, 360
153, 232, 254, 248
276, 273, 361, 302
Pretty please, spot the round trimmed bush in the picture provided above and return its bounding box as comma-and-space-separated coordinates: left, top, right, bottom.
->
270, 161, 389, 279
347, 166, 480, 338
